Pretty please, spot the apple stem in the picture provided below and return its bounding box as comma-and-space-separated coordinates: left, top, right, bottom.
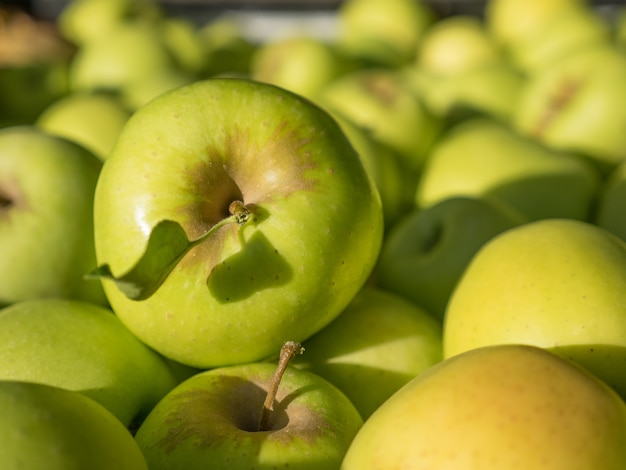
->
258, 341, 304, 432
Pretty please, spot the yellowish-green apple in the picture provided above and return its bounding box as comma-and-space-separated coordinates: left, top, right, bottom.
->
35, 92, 131, 160
342, 344, 626, 469
375, 196, 525, 319
514, 44, 626, 170
595, 159, 626, 242
415, 117, 600, 221
0, 381, 148, 470
0, 126, 106, 306
336, 0, 436, 67
251, 35, 356, 100
293, 286, 443, 419
407, 15, 525, 121
90, 78, 383, 368
444, 218, 626, 399
0, 298, 191, 429
135, 350, 363, 469
316, 68, 443, 175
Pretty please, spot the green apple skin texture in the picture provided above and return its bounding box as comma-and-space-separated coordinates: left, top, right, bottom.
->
415, 117, 600, 221
294, 286, 443, 419
135, 362, 363, 470
0, 381, 148, 470
0, 126, 106, 306
375, 196, 525, 320
444, 218, 626, 398
94, 78, 383, 368
0, 298, 182, 428
342, 344, 626, 470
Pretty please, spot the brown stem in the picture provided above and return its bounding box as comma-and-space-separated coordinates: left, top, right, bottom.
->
258, 341, 304, 432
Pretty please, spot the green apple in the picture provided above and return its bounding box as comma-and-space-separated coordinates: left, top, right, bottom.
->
485, 0, 610, 72
336, 0, 436, 67
406, 15, 525, 121
91, 78, 383, 369
316, 68, 443, 175
375, 196, 526, 320
0, 126, 106, 306
159, 16, 207, 77
293, 286, 442, 419
251, 35, 356, 100
415, 117, 600, 221
514, 44, 626, 170
0, 380, 148, 470
595, 160, 626, 242
444, 218, 626, 399
342, 344, 626, 469
134, 343, 363, 469
58, 0, 163, 46
35, 92, 131, 160
0, 298, 189, 429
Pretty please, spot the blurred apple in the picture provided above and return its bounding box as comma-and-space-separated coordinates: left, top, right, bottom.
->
416, 117, 600, 222
0, 298, 189, 429
293, 286, 442, 419
35, 92, 131, 160
595, 159, 626, 242
485, 0, 610, 73
316, 68, 443, 178
251, 35, 356, 100
0, 381, 148, 470
407, 15, 525, 121
134, 354, 363, 469
57, 0, 163, 46
0, 126, 105, 306
343, 344, 626, 469
514, 44, 626, 170
444, 218, 626, 399
336, 0, 436, 67
375, 196, 525, 320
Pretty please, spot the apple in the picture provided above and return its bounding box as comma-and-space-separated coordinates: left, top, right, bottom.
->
443, 218, 626, 400
57, 0, 163, 46
315, 68, 443, 176
292, 286, 443, 419
342, 344, 626, 469
35, 92, 131, 160
90, 77, 384, 369
0, 380, 148, 470
134, 341, 363, 469
336, 0, 436, 67
0, 126, 106, 306
375, 196, 526, 320
406, 15, 525, 122
251, 35, 356, 100
513, 43, 626, 171
415, 117, 600, 222
0, 298, 191, 429
595, 160, 626, 242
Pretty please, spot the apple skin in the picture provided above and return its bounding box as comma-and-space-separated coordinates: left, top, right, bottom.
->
595, 160, 626, 242
0, 380, 148, 470
375, 196, 526, 320
443, 218, 626, 400
293, 286, 443, 419
0, 298, 189, 429
513, 44, 626, 170
0, 126, 106, 306
342, 344, 626, 469
93, 78, 384, 369
134, 361, 363, 470
35, 92, 131, 160
415, 117, 600, 222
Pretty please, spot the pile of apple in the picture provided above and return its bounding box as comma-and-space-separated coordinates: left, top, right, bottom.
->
2, 0, 626, 468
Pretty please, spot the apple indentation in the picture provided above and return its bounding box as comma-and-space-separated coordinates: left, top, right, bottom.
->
534, 78, 583, 138
0, 191, 12, 210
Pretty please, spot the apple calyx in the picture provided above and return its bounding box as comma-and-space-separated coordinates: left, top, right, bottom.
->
87, 200, 256, 301
258, 340, 305, 432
